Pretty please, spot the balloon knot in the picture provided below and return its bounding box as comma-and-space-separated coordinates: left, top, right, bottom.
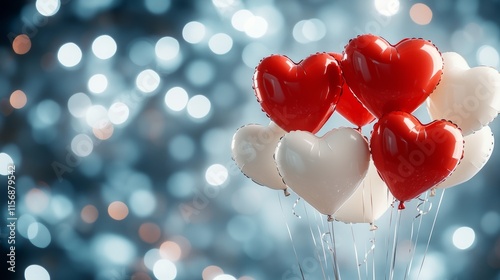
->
430, 188, 436, 197
284, 188, 290, 197
398, 201, 406, 210
327, 215, 334, 222
369, 223, 378, 231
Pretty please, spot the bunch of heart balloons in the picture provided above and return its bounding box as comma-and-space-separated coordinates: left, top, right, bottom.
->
232, 34, 499, 223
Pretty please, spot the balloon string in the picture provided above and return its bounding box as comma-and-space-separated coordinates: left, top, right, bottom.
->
303, 204, 328, 280
371, 230, 376, 280
384, 203, 395, 279
321, 230, 340, 280
417, 189, 446, 280
292, 197, 302, 219
389, 209, 402, 280
315, 211, 332, 280
320, 231, 335, 276
404, 192, 432, 279
278, 193, 305, 280
415, 194, 433, 219
322, 222, 341, 280
349, 224, 362, 280
404, 214, 420, 279
359, 237, 376, 267
330, 221, 341, 280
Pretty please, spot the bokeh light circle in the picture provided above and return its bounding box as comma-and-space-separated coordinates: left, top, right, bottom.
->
27, 222, 52, 248
81, 204, 99, 223
452, 226, 476, 250
68, 92, 92, 118
138, 222, 161, 243
10, 90, 27, 109
203, 265, 224, 280
205, 164, 228, 186
108, 102, 130, 125
155, 36, 180, 61
25, 264, 50, 280
183, 21, 206, 44
159, 241, 182, 261
129, 40, 155, 66
0, 153, 14, 176
71, 134, 93, 157
187, 95, 211, 119
374, 0, 400, 16
136, 69, 161, 93
92, 234, 136, 265
92, 35, 117, 59
164, 87, 189, 112
477, 45, 499, 68
232, 9, 253, 31
108, 201, 129, 220
57, 43, 82, 68
35, 100, 61, 127
86, 105, 109, 128
153, 259, 177, 280
36, 0, 60, 16
208, 33, 233, 55
293, 19, 326, 43
12, 34, 31, 55
129, 190, 157, 217
88, 74, 108, 94
244, 16, 268, 38
145, 0, 171, 14
410, 3, 433, 25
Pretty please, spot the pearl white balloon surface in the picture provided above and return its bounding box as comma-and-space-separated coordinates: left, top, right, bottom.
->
275, 127, 370, 216
427, 52, 500, 136
231, 122, 287, 191
437, 125, 494, 189
335, 160, 394, 224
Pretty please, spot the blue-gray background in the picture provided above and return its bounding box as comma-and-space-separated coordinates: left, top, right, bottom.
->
1, 0, 500, 279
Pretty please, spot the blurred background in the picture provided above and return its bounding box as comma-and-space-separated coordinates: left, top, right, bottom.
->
1, 0, 500, 279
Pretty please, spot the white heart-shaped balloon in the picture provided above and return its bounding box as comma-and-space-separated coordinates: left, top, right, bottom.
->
334, 160, 394, 224
437, 125, 494, 189
275, 127, 370, 217
426, 52, 500, 136
231, 122, 287, 191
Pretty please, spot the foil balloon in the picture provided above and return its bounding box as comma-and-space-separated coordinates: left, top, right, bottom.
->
253, 53, 343, 134
231, 122, 287, 192
426, 52, 500, 136
436, 125, 494, 189
275, 127, 370, 217
370, 111, 464, 209
334, 159, 394, 224
330, 52, 376, 128
341, 34, 443, 118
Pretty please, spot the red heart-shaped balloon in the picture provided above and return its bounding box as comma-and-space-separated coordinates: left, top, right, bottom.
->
253, 53, 342, 133
341, 34, 443, 118
330, 52, 375, 128
370, 111, 463, 209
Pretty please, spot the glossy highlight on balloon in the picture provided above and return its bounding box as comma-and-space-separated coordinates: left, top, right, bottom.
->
334, 159, 394, 224
231, 122, 287, 192
436, 125, 494, 189
330, 52, 375, 128
341, 34, 443, 118
275, 127, 370, 216
370, 111, 464, 209
253, 53, 343, 133
426, 52, 500, 136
